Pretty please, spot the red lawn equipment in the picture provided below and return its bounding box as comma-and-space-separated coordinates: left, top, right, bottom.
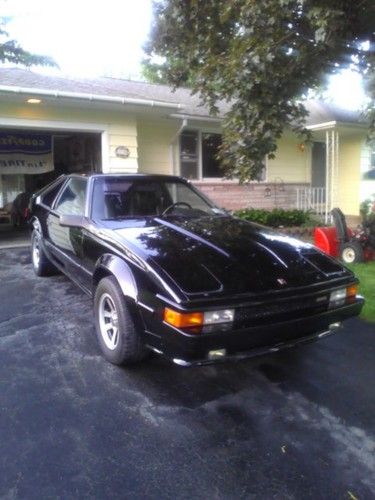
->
314, 208, 375, 264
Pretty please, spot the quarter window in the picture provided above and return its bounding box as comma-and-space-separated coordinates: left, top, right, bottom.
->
54, 177, 87, 215
41, 178, 66, 208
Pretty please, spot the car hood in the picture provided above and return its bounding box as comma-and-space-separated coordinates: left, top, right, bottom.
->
102, 216, 350, 297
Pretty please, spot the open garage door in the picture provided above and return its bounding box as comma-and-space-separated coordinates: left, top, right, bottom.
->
0, 129, 101, 246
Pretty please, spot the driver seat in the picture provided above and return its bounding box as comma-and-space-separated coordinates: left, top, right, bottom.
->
126, 188, 161, 216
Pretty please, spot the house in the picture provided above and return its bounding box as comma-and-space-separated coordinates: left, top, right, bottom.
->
0, 67, 373, 225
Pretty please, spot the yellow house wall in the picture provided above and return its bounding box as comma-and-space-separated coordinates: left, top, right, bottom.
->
267, 132, 311, 183
0, 102, 139, 172
337, 135, 363, 216
137, 117, 179, 175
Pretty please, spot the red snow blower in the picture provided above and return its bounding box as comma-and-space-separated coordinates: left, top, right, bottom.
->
314, 208, 375, 264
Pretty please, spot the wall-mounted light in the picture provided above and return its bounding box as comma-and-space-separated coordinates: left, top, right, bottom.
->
298, 142, 306, 153
115, 145, 130, 158
27, 98, 42, 104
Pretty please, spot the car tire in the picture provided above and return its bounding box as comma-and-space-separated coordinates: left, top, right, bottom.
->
31, 230, 58, 276
94, 276, 147, 365
340, 241, 365, 264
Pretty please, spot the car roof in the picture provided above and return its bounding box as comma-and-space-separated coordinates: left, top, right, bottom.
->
63, 173, 188, 183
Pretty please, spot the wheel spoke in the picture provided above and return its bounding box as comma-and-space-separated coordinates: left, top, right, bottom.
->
98, 292, 120, 350
111, 327, 118, 347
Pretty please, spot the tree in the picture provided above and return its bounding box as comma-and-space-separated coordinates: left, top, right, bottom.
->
0, 17, 55, 67
148, 0, 375, 182
141, 58, 169, 84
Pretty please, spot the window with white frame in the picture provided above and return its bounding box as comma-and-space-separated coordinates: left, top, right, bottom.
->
179, 130, 267, 181
363, 145, 375, 180
371, 148, 375, 168
180, 130, 223, 179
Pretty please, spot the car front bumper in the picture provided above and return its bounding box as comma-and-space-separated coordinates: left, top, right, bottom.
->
144, 299, 364, 366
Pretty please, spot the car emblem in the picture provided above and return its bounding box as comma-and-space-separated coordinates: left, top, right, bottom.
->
277, 278, 287, 286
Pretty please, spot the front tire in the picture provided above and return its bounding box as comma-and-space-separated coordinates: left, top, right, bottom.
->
31, 230, 57, 276
94, 276, 147, 365
340, 241, 365, 264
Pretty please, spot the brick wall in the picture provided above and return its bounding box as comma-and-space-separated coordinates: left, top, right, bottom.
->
193, 180, 310, 211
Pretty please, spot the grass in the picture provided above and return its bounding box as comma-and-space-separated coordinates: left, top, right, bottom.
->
347, 261, 375, 323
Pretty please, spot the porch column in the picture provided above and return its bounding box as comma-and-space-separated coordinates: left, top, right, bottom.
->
325, 129, 340, 223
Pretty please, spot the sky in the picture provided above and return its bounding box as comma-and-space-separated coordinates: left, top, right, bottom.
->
2, 0, 153, 79
0, 0, 368, 110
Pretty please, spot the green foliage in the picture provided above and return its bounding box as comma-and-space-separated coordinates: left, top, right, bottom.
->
148, 0, 375, 182
347, 262, 375, 323
360, 195, 375, 221
141, 59, 169, 84
0, 18, 56, 67
233, 207, 312, 227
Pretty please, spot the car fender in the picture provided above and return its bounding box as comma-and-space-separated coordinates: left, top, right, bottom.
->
94, 254, 138, 301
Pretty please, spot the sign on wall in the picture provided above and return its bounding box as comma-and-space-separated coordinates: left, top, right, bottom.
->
0, 132, 54, 174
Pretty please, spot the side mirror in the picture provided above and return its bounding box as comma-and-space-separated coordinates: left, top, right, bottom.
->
59, 214, 86, 228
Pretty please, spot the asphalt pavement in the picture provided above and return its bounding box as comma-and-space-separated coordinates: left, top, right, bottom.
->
0, 247, 374, 499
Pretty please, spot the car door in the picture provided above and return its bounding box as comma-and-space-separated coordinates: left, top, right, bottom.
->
46, 177, 90, 291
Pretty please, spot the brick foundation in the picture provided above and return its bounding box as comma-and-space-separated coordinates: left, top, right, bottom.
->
193, 180, 310, 211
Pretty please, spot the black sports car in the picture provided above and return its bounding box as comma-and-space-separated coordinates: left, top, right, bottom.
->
29, 173, 364, 366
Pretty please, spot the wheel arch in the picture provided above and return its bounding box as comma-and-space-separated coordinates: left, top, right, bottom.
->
93, 254, 138, 302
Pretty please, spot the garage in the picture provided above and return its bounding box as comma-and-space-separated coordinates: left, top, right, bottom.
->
0, 129, 101, 246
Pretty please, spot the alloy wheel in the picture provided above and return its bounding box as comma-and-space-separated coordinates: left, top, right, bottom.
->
98, 293, 120, 350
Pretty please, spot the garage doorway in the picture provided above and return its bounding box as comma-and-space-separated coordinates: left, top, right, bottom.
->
0, 130, 102, 247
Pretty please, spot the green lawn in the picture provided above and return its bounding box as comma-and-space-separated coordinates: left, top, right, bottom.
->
347, 261, 375, 323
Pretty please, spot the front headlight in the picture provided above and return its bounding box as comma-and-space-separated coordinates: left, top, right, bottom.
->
163, 307, 234, 331
204, 309, 234, 325
329, 284, 358, 308
329, 288, 346, 307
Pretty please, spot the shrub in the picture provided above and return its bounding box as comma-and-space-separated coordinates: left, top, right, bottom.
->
360, 195, 375, 222
233, 208, 314, 227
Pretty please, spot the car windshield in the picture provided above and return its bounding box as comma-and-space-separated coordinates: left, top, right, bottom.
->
91, 177, 224, 220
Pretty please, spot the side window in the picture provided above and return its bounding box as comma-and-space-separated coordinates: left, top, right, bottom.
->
41, 179, 66, 208
54, 177, 87, 215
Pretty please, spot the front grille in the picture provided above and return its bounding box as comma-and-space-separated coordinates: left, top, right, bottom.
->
235, 294, 330, 328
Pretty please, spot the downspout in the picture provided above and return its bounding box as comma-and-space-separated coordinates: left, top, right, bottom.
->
169, 118, 188, 175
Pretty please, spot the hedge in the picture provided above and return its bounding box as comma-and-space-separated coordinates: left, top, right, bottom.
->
233, 208, 314, 227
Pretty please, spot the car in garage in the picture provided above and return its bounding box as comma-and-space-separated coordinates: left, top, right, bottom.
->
29, 173, 364, 366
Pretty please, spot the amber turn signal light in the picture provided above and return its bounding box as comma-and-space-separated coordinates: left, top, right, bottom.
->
346, 284, 358, 298
163, 308, 204, 329
346, 284, 358, 303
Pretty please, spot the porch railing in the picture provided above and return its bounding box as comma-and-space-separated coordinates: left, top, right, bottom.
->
296, 187, 328, 222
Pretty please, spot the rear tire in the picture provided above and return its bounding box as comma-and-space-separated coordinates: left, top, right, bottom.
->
94, 276, 147, 365
340, 241, 365, 264
31, 230, 58, 276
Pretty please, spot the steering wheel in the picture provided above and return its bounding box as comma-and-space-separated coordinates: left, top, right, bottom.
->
161, 201, 192, 216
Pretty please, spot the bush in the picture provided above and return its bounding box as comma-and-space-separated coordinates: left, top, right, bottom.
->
233, 208, 314, 227
360, 195, 375, 222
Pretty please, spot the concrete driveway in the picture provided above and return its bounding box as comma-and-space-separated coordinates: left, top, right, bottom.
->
0, 247, 374, 499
